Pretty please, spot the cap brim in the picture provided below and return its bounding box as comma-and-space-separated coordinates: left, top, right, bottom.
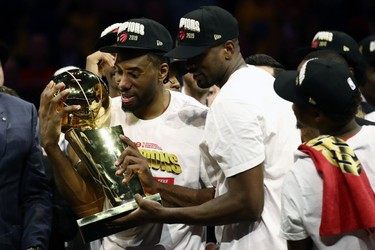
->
100, 45, 125, 53
169, 59, 188, 76
274, 70, 306, 105
94, 33, 117, 51
100, 45, 166, 56
165, 45, 209, 60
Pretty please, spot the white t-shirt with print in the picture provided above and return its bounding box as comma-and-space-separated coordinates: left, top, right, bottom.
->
280, 125, 375, 250
101, 90, 211, 250
200, 65, 301, 250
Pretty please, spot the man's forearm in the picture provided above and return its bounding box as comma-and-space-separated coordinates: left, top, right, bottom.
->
44, 144, 105, 216
154, 182, 215, 207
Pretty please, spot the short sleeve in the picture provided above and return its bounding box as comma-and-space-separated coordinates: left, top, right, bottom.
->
279, 171, 310, 241
205, 98, 265, 178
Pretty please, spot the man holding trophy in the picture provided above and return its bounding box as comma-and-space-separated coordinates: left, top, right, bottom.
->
39, 18, 214, 249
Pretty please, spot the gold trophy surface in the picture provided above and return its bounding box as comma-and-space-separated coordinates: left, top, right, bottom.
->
53, 69, 161, 242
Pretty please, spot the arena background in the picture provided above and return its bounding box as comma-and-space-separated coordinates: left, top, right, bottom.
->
0, 0, 374, 107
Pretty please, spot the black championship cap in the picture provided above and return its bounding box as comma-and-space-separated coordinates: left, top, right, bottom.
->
274, 58, 359, 114
165, 6, 239, 60
94, 23, 122, 51
100, 18, 173, 55
296, 31, 363, 66
359, 35, 375, 63
0, 41, 9, 65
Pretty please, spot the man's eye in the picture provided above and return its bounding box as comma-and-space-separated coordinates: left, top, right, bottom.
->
127, 71, 141, 78
111, 69, 118, 77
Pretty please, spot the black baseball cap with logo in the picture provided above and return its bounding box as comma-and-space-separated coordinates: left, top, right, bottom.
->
94, 23, 122, 51
296, 31, 363, 66
359, 35, 375, 63
100, 18, 173, 55
296, 30, 367, 86
274, 58, 360, 114
165, 6, 239, 60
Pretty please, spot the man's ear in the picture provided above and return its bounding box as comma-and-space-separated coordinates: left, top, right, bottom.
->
311, 108, 326, 126
160, 63, 169, 82
223, 40, 235, 60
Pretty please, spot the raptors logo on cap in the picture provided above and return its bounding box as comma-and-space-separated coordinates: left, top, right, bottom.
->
119, 32, 128, 43
179, 29, 186, 41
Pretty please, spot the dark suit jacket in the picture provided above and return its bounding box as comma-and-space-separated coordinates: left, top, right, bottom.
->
0, 93, 52, 249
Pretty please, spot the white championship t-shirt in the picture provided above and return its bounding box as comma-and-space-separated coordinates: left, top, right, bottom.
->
101, 90, 211, 250
200, 65, 301, 250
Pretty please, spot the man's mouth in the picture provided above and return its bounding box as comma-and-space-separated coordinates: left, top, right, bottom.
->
121, 93, 135, 104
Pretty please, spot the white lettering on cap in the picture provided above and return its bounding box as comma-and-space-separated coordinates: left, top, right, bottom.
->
179, 18, 200, 33
297, 58, 318, 86
370, 41, 375, 52
313, 31, 333, 42
118, 22, 145, 35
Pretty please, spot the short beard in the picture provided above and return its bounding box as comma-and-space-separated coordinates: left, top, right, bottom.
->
121, 102, 139, 113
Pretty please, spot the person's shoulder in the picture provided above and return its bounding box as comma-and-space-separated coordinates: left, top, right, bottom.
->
355, 117, 375, 126
356, 124, 375, 135
227, 65, 274, 87
240, 64, 274, 79
0, 92, 34, 108
170, 90, 208, 111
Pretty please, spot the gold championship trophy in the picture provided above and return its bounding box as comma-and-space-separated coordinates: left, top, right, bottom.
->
53, 68, 161, 243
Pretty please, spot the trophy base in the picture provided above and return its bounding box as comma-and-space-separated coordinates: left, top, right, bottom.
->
77, 193, 162, 243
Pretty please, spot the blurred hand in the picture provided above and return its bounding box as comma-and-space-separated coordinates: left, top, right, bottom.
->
86, 51, 115, 77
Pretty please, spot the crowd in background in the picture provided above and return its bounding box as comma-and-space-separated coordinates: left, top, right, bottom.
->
1, 0, 375, 108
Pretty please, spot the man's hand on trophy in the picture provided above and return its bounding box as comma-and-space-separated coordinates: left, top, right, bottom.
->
115, 135, 159, 195
107, 193, 164, 228
39, 81, 81, 148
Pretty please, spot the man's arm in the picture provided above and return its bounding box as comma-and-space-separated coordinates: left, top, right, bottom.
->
122, 162, 264, 226
154, 164, 264, 225
153, 182, 215, 207
85, 50, 115, 77
39, 81, 105, 217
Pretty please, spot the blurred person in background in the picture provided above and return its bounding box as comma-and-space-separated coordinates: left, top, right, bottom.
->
206, 85, 220, 107
181, 72, 209, 105
359, 35, 375, 122
245, 53, 285, 78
